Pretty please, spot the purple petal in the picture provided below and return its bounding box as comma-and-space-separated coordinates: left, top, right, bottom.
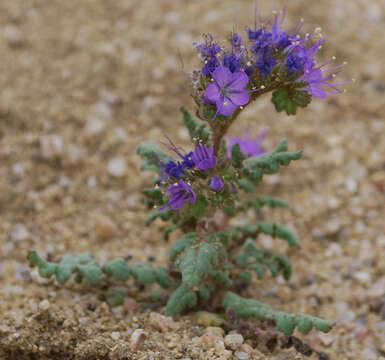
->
212, 66, 232, 88
204, 83, 220, 103
216, 98, 237, 116
228, 71, 249, 91
229, 91, 249, 106
309, 85, 327, 99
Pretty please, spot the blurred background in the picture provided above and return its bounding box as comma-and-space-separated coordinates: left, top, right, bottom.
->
0, 0, 384, 359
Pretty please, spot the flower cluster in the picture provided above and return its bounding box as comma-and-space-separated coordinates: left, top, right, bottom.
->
193, 9, 344, 118
159, 142, 217, 210
157, 132, 267, 211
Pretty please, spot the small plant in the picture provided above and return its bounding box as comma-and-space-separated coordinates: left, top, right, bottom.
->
29, 7, 345, 337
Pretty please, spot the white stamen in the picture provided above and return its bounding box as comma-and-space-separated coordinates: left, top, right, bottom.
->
260, 85, 266, 89
332, 56, 337, 60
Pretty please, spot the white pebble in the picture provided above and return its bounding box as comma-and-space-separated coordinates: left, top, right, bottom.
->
39, 299, 51, 311
10, 224, 30, 242
224, 333, 244, 350
107, 157, 127, 178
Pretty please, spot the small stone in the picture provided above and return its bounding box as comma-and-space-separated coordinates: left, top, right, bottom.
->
345, 178, 357, 193
86, 117, 105, 136
360, 348, 377, 360
353, 271, 371, 284
148, 312, 178, 332
239, 344, 254, 356
201, 327, 224, 349
3, 26, 24, 47
38, 299, 51, 311
130, 329, 147, 351
90, 101, 112, 120
235, 351, 249, 360
10, 224, 30, 242
40, 135, 64, 160
195, 311, 224, 327
325, 243, 343, 258
318, 333, 334, 347
224, 333, 244, 350
110, 331, 120, 340
95, 217, 120, 240
107, 157, 127, 177
123, 297, 138, 314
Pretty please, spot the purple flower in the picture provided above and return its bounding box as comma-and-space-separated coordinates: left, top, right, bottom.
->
223, 53, 242, 73
182, 152, 195, 169
231, 33, 242, 48
209, 176, 224, 192
256, 49, 276, 78
164, 161, 185, 179
197, 40, 222, 77
192, 144, 217, 171
204, 66, 250, 117
167, 180, 196, 210
301, 65, 344, 99
271, 11, 292, 49
285, 52, 306, 75
227, 130, 268, 158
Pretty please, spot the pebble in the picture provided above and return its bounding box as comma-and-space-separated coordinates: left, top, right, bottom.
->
235, 351, 249, 360
110, 331, 120, 340
345, 178, 358, 193
38, 299, 51, 311
224, 333, 244, 350
86, 116, 106, 136
95, 217, 120, 240
353, 271, 371, 284
360, 348, 377, 360
107, 157, 127, 177
130, 329, 147, 351
201, 327, 224, 349
195, 311, 224, 327
10, 224, 30, 242
2, 25, 24, 47
40, 135, 64, 160
148, 312, 178, 332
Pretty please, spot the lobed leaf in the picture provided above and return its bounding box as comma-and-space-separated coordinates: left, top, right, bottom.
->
181, 107, 210, 143
223, 292, 334, 336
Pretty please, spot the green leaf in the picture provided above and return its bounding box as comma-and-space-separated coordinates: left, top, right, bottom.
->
169, 233, 197, 262
155, 268, 172, 288
145, 211, 172, 226
162, 224, 179, 241
178, 242, 218, 287
237, 179, 254, 193
231, 144, 245, 169
258, 223, 300, 248
143, 188, 164, 203
276, 313, 296, 336
137, 142, 169, 173
271, 87, 311, 116
223, 292, 334, 336
190, 195, 208, 219
130, 264, 156, 285
102, 259, 131, 281
106, 287, 127, 307
27, 251, 101, 285
165, 285, 197, 316
181, 107, 210, 143
242, 140, 301, 185
77, 261, 102, 284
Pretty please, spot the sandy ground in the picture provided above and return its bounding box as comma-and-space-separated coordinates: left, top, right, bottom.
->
0, 0, 384, 359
